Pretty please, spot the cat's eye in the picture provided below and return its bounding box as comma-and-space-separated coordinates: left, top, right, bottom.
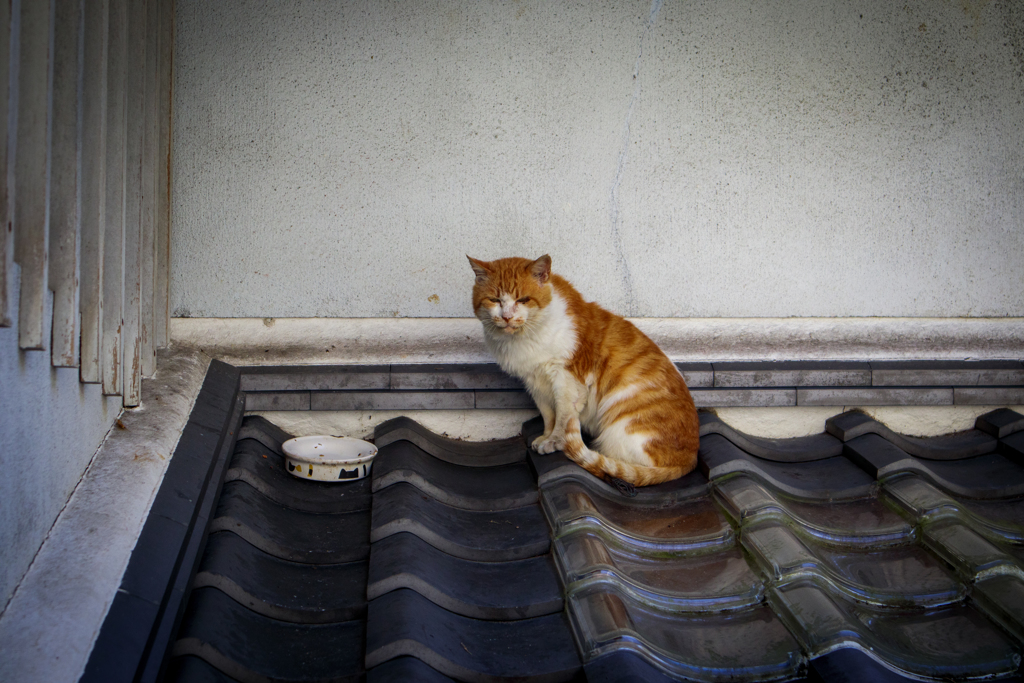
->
517, 297, 531, 304
488, 298, 501, 304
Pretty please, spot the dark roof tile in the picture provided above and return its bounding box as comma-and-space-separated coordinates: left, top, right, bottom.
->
371, 439, 537, 511
164, 655, 242, 683
122, 381, 1024, 683
845, 437, 1024, 498
367, 656, 459, 683
173, 587, 364, 683
193, 531, 367, 624
826, 410, 997, 460
210, 481, 370, 564
700, 433, 876, 499
365, 588, 580, 682
226, 439, 372, 514
699, 411, 843, 462
235, 415, 294, 453
975, 408, 1024, 439
373, 416, 527, 466
884, 474, 1024, 546
1001, 430, 1024, 466
367, 532, 562, 620
370, 482, 549, 561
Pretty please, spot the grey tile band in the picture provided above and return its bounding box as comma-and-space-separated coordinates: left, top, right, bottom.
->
238, 361, 1024, 410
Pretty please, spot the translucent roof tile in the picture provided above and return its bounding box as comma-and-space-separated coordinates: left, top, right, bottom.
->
568, 583, 804, 682
541, 478, 733, 553
771, 579, 1021, 680
554, 528, 764, 613
743, 520, 964, 608
715, 474, 912, 546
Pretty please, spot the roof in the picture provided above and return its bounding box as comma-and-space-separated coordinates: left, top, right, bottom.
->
157, 408, 1022, 681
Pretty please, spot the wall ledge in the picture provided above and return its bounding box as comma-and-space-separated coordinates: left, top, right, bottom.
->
171, 317, 1024, 365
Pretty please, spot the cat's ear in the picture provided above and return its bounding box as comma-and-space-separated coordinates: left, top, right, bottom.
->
467, 256, 490, 285
530, 255, 551, 285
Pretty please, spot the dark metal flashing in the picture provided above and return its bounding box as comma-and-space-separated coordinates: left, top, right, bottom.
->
81, 360, 243, 683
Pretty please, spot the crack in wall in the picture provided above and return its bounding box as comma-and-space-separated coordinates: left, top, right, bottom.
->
609, 0, 663, 316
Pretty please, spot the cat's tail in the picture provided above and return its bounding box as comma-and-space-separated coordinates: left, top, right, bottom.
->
561, 418, 688, 487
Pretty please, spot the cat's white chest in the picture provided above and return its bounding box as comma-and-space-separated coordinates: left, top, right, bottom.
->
483, 292, 577, 387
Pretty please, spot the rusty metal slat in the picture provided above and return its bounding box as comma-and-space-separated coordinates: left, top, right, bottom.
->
48, 0, 82, 367
140, 0, 159, 377
0, 0, 11, 327
101, 0, 126, 396
14, 0, 53, 350
154, 0, 172, 349
79, 0, 109, 383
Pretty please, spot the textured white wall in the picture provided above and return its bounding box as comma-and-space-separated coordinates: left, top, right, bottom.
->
171, 0, 1024, 319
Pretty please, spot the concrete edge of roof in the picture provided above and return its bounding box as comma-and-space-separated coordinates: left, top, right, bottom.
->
0, 348, 212, 683
170, 316, 1024, 365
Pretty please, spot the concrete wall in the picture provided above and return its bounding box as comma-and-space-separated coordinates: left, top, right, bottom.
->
171, 0, 1024, 319
0, 276, 121, 612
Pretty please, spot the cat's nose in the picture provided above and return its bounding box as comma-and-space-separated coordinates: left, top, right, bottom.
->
502, 315, 512, 323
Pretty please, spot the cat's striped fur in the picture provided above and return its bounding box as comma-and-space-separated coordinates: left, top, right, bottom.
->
468, 254, 699, 487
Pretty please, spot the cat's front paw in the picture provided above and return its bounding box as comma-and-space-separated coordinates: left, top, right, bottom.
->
532, 433, 565, 454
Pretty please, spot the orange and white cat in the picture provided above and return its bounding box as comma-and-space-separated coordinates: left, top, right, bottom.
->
468, 254, 699, 489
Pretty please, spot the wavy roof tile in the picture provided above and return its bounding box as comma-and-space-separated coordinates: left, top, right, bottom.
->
113, 372, 1022, 683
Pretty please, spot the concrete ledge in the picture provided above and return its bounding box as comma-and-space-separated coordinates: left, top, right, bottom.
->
171, 317, 1024, 364
0, 348, 211, 683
